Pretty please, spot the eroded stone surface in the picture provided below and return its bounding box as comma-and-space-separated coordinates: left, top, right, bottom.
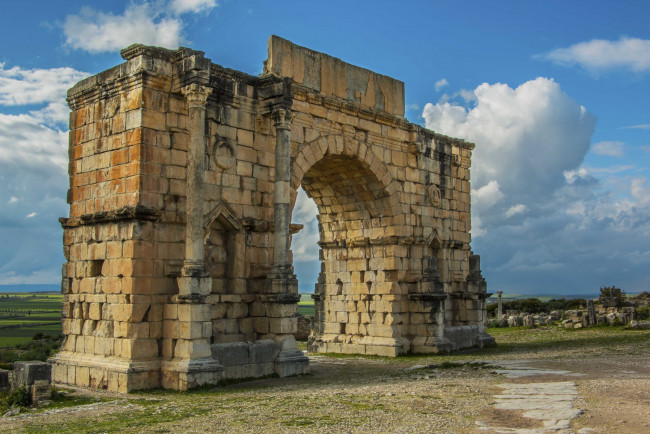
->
51, 36, 491, 392
478, 363, 589, 433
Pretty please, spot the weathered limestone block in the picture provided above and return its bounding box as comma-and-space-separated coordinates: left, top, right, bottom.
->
12, 361, 52, 390
55, 36, 490, 392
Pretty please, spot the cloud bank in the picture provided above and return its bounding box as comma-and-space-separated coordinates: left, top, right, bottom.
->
421, 77, 650, 293
63, 1, 218, 54
423, 77, 596, 224
0, 63, 89, 284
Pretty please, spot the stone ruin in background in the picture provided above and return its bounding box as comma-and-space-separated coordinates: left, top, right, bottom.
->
50, 36, 494, 392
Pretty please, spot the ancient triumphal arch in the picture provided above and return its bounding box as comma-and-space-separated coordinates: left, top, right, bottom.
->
50, 36, 494, 392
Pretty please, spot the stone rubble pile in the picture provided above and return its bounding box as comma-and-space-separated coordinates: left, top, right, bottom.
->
492, 304, 645, 329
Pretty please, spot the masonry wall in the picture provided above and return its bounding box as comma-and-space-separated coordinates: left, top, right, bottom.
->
287, 89, 482, 355
52, 37, 492, 392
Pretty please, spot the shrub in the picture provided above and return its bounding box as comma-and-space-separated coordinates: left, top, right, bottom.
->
599, 285, 626, 307
1, 387, 31, 409
0, 334, 63, 365
637, 306, 650, 321
488, 297, 591, 317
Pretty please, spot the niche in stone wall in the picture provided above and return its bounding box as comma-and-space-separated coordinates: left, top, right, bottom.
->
424, 230, 445, 290
203, 201, 244, 294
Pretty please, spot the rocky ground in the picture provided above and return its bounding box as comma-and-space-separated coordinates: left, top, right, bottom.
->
2, 326, 649, 433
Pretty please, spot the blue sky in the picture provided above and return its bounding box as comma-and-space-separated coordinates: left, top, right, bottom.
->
0, 0, 649, 295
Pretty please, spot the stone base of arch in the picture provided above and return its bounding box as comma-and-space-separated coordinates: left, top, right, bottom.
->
308, 326, 495, 357
308, 335, 411, 357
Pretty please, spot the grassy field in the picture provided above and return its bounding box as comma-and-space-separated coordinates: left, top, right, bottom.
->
0, 293, 62, 348
298, 293, 315, 316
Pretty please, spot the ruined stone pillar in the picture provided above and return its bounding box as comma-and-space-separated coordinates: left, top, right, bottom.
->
272, 107, 293, 276
263, 107, 308, 376
178, 83, 212, 297
161, 83, 223, 390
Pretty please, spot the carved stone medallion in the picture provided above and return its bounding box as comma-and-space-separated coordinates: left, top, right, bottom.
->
212, 141, 235, 170
428, 185, 441, 207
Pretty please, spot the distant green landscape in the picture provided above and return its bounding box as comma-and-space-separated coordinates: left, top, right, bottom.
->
0, 292, 310, 349
0, 293, 62, 348
298, 293, 315, 316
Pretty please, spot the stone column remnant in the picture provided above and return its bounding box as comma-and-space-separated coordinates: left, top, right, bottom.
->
586, 299, 596, 326
161, 83, 223, 390
272, 107, 292, 276
178, 83, 213, 297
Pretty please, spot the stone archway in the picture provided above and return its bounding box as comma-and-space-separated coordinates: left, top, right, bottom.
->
290, 136, 410, 356
52, 36, 493, 392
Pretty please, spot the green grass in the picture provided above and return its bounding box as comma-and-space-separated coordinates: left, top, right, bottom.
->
0, 293, 62, 348
298, 293, 315, 316
0, 337, 31, 347
296, 305, 314, 316
314, 325, 650, 365
0, 334, 63, 369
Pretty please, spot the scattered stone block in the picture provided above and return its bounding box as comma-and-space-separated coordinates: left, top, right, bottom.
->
12, 361, 51, 389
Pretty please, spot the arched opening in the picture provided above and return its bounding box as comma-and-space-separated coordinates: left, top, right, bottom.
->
291, 152, 406, 355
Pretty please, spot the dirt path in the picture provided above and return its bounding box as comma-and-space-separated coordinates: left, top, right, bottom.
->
475, 355, 650, 433
2, 328, 649, 433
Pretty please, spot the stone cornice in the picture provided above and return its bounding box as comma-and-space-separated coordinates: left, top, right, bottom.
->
120, 44, 178, 61
60, 205, 159, 228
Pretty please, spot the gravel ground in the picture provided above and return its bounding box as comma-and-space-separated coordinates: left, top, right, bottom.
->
2, 327, 649, 433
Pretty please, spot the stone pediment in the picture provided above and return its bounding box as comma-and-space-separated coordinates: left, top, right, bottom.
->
204, 200, 241, 232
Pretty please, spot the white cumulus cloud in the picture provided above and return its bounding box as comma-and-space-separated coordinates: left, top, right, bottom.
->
541, 37, 650, 73
421, 77, 650, 292
0, 63, 86, 284
423, 77, 596, 228
505, 204, 528, 218
61, 1, 218, 54
564, 167, 592, 184
291, 187, 320, 263
0, 63, 88, 106
472, 180, 504, 211
630, 177, 650, 206
63, 3, 183, 53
